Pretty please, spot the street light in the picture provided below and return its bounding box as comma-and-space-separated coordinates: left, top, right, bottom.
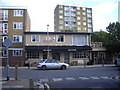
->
47, 24, 49, 59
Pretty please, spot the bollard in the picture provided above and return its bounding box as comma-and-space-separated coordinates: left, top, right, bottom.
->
15, 65, 18, 80
28, 62, 30, 69
84, 60, 86, 68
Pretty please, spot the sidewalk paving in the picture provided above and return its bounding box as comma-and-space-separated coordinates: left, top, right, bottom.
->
0, 64, 117, 89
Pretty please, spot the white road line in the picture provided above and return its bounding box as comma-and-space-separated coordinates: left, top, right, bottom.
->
89, 77, 100, 79
115, 76, 119, 80
66, 77, 75, 80
39, 79, 49, 82
0, 81, 6, 84
52, 78, 63, 81
78, 77, 89, 80
100, 76, 112, 79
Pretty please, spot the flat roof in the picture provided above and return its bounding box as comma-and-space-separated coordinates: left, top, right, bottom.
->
24, 31, 92, 35
25, 46, 92, 51
0, 6, 27, 9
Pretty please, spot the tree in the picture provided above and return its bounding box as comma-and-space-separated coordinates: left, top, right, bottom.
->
106, 22, 120, 53
91, 30, 109, 47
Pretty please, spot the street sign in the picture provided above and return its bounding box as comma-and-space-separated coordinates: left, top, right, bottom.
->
3, 38, 13, 47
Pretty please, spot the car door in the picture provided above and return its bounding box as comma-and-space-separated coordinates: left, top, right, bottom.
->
45, 60, 53, 69
52, 60, 61, 69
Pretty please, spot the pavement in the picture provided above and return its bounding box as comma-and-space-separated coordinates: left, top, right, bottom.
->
0, 64, 117, 89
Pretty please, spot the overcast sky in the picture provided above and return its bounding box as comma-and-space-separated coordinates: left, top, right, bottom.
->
0, 0, 119, 32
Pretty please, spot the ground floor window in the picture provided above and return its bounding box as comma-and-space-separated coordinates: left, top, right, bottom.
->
72, 51, 89, 58
52, 52, 60, 61
27, 52, 39, 59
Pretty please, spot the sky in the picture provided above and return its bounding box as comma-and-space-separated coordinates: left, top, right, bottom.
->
0, 0, 119, 32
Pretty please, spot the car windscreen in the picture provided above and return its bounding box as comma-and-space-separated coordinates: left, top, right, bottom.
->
39, 59, 46, 63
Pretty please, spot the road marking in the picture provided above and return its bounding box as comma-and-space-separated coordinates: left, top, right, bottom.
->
44, 83, 50, 90
0, 81, 6, 84
78, 77, 89, 80
90, 77, 100, 79
53, 78, 63, 81
39, 79, 49, 82
100, 76, 112, 79
66, 77, 75, 80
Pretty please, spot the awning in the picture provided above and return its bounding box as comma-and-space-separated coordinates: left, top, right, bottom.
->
25, 46, 92, 51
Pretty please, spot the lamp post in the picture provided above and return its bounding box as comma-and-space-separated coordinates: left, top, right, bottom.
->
47, 24, 49, 59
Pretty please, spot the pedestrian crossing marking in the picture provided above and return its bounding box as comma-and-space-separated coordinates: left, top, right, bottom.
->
90, 77, 100, 79
78, 77, 89, 80
53, 78, 63, 81
66, 77, 75, 80
100, 76, 112, 79
39, 79, 49, 82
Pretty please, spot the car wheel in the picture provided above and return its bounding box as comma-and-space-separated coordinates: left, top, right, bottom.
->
61, 65, 66, 70
41, 65, 46, 70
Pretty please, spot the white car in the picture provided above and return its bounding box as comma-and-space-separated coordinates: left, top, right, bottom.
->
36, 59, 69, 70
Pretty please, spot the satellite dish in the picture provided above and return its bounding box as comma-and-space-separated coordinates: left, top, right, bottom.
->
3, 38, 13, 47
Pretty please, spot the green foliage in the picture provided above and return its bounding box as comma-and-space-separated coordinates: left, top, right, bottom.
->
91, 30, 109, 46
92, 22, 120, 53
61, 29, 78, 32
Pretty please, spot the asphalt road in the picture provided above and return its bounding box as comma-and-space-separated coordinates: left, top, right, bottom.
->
2, 66, 120, 89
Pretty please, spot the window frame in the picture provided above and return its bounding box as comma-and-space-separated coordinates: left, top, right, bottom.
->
13, 35, 22, 43
13, 22, 23, 29
14, 10, 23, 16
56, 34, 65, 43
31, 35, 40, 43
13, 49, 22, 56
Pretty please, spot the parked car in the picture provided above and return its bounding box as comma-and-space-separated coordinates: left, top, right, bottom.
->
114, 53, 120, 67
36, 59, 69, 70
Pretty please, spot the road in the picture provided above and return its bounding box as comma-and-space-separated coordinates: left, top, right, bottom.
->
2, 66, 120, 89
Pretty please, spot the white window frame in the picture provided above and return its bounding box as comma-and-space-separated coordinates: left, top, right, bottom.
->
72, 35, 88, 46
77, 12, 80, 15
59, 26, 63, 30
59, 20, 63, 24
31, 35, 40, 43
14, 10, 23, 16
0, 10, 8, 21
13, 22, 23, 29
2, 36, 8, 42
56, 35, 65, 43
59, 15, 63, 19
59, 10, 63, 14
13, 35, 22, 43
13, 49, 22, 56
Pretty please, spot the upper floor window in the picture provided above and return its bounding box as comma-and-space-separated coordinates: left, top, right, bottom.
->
14, 10, 23, 16
59, 5, 63, 8
2, 50, 7, 57
59, 15, 63, 19
13, 35, 22, 43
73, 35, 88, 46
13, 49, 22, 56
56, 35, 64, 43
0, 10, 8, 21
3, 36, 8, 42
31, 35, 40, 43
59, 10, 63, 14
0, 23, 8, 34
13, 22, 23, 29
